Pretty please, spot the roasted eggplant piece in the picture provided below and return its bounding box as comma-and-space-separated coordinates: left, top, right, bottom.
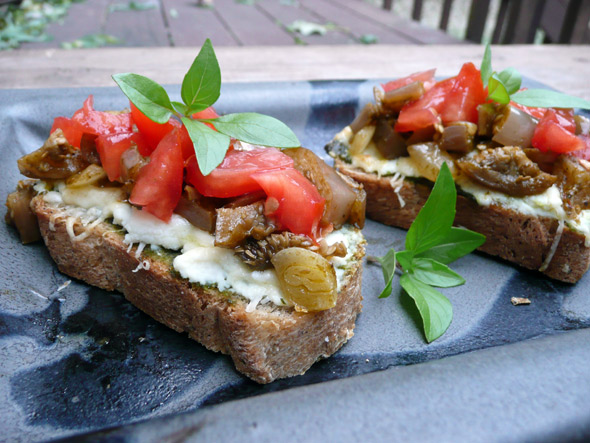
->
457, 146, 557, 197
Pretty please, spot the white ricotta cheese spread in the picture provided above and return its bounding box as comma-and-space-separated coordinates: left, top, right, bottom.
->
40, 182, 361, 310
349, 150, 590, 243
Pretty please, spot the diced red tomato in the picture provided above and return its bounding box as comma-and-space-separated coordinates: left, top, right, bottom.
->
395, 107, 439, 133
96, 132, 147, 182
252, 168, 325, 240
532, 109, 584, 154
179, 125, 195, 161
51, 95, 132, 148
395, 63, 485, 132
552, 108, 576, 133
395, 77, 455, 132
129, 128, 184, 221
130, 102, 181, 155
192, 107, 219, 120
439, 62, 485, 124
130, 103, 220, 155
510, 102, 546, 120
185, 147, 294, 198
382, 69, 437, 93
193, 107, 220, 131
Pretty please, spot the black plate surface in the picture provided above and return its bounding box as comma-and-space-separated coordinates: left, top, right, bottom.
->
1, 80, 590, 442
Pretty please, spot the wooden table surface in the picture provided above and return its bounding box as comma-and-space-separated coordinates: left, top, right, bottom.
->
2, 45, 589, 100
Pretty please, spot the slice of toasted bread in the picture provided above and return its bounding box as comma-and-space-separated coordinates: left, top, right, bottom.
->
335, 159, 590, 283
29, 194, 365, 383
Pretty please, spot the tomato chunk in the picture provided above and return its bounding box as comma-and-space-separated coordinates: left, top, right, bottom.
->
532, 109, 584, 154
130, 103, 181, 156
395, 77, 454, 132
252, 168, 325, 240
51, 95, 132, 148
186, 147, 294, 198
439, 62, 485, 124
382, 69, 436, 93
96, 132, 146, 182
129, 128, 184, 221
193, 107, 220, 131
395, 63, 484, 132
510, 101, 546, 120
130, 103, 220, 156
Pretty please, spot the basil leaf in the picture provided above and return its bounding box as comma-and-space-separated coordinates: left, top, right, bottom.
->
377, 249, 397, 299
416, 227, 485, 264
172, 101, 189, 115
405, 162, 455, 254
112, 73, 174, 123
181, 38, 221, 112
411, 258, 465, 288
395, 249, 414, 271
487, 75, 510, 105
212, 113, 300, 148
480, 43, 492, 86
182, 117, 230, 175
400, 273, 452, 343
498, 67, 521, 95
511, 89, 590, 110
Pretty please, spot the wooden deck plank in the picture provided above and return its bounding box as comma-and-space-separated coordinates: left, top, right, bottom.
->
328, 0, 464, 44
161, 0, 238, 47
213, 0, 294, 46
255, 0, 355, 45
3, 46, 589, 101
103, 0, 170, 47
20, 0, 110, 49
297, 0, 420, 44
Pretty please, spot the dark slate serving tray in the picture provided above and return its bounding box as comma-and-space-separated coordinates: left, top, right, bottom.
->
1, 80, 590, 442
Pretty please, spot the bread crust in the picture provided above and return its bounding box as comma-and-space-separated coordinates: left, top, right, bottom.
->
335, 159, 590, 283
30, 195, 364, 383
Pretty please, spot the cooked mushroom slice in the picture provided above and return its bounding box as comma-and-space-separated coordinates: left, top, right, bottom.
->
79, 133, 101, 165
271, 247, 337, 312
18, 129, 90, 179
349, 103, 379, 133
492, 105, 538, 149
553, 155, 590, 216
174, 186, 220, 233
373, 117, 407, 159
406, 125, 437, 145
440, 122, 477, 153
224, 190, 267, 208
66, 164, 108, 188
380, 81, 425, 113
477, 103, 497, 137
215, 201, 277, 247
349, 124, 376, 156
5, 181, 41, 244
523, 148, 558, 173
120, 146, 149, 183
457, 146, 557, 197
235, 232, 315, 270
407, 142, 457, 182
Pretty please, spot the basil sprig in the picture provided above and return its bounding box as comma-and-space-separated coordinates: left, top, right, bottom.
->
112, 38, 300, 175
378, 164, 485, 343
480, 43, 590, 109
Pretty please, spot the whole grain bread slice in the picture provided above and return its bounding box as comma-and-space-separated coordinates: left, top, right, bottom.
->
335, 159, 590, 283
29, 194, 365, 383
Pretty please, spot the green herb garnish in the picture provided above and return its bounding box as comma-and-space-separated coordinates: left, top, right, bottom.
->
378, 163, 485, 343
112, 39, 300, 175
480, 43, 590, 109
